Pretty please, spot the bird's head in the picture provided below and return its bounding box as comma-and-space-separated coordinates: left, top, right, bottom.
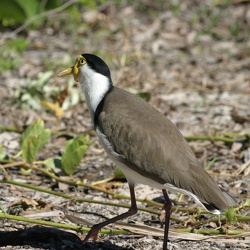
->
58, 54, 113, 121
58, 54, 111, 82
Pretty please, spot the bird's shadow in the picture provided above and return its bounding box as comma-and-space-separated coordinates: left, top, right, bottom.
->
0, 225, 134, 250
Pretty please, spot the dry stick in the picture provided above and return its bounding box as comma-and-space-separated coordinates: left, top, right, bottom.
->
0, 125, 22, 132
0, 179, 185, 222
175, 228, 244, 235
0, 213, 127, 235
2, 160, 242, 221
2, 161, 218, 215
1, 166, 248, 236
0, 124, 248, 144
192, 214, 250, 226
4, 161, 248, 225
2, 161, 170, 205
185, 135, 242, 143
0, 213, 245, 237
2, 161, 240, 216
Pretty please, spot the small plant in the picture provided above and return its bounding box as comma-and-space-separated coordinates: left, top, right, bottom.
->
20, 119, 51, 163
0, 144, 8, 160
19, 119, 91, 175
61, 135, 91, 175
0, 0, 60, 27
225, 208, 237, 224
13, 71, 54, 110
12, 70, 84, 113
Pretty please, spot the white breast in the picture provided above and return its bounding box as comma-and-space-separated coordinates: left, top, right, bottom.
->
79, 64, 111, 122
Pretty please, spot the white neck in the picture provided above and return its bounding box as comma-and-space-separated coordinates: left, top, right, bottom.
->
79, 64, 111, 123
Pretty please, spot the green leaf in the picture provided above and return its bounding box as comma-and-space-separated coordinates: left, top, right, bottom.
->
44, 157, 62, 169
38, 128, 50, 151
114, 168, 126, 180
225, 208, 237, 223
136, 92, 151, 102
21, 135, 40, 163
243, 199, 250, 206
16, 0, 40, 19
61, 135, 90, 175
0, 0, 61, 27
20, 119, 50, 150
0, 144, 8, 160
0, 0, 26, 24
20, 119, 51, 163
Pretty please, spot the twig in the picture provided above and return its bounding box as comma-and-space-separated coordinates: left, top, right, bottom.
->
2, 161, 159, 205
0, 161, 210, 212
0, 213, 245, 238
2, 165, 248, 237
0, 125, 23, 132
1, 161, 26, 169
1, 123, 247, 144
1, 160, 239, 216
185, 135, 243, 143
0, 212, 127, 235
0, 179, 185, 223
192, 214, 250, 227
175, 228, 245, 235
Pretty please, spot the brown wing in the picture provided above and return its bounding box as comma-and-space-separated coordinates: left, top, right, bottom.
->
97, 87, 235, 210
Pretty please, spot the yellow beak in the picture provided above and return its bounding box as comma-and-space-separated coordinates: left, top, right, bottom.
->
57, 55, 86, 82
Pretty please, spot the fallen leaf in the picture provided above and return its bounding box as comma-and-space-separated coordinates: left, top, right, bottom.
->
41, 100, 63, 118
8, 197, 38, 207
231, 142, 242, 152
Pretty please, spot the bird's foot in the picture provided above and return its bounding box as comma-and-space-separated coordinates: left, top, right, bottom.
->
83, 226, 100, 244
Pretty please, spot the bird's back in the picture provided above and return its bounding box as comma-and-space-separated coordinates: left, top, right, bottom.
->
96, 87, 236, 212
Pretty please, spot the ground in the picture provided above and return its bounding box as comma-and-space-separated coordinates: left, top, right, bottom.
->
0, 1, 250, 249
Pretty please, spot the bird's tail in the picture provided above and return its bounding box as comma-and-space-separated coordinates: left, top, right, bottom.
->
219, 186, 237, 207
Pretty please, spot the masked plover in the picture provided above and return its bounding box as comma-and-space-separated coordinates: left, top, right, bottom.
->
58, 54, 236, 249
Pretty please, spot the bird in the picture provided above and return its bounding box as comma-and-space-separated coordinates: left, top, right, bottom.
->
58, 53, 236, 250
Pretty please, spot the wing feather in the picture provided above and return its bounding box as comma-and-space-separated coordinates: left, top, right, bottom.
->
96, 87, 234, 211
98, 87, 198, 181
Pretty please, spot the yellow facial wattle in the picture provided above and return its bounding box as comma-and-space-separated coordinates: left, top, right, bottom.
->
57, 55, 86, 82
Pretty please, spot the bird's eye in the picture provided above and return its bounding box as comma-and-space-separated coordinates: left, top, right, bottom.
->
80, 59, 85, 64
